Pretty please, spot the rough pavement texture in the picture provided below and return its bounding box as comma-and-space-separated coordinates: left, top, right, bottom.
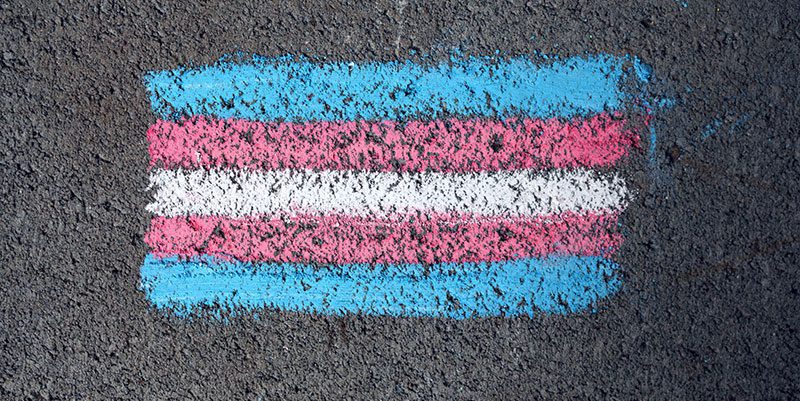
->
2, 0, 799, 399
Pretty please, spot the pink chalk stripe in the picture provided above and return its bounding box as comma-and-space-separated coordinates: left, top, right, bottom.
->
147, 113, 638, 172
145, 211, 622, 265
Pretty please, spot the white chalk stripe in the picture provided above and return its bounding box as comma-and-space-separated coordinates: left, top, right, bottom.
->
146, 168, 628, 218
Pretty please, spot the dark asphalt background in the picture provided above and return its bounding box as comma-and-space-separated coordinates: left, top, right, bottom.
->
2, 1, 799, 399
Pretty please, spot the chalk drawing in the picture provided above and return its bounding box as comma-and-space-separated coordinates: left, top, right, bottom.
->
140, 53, 652, 318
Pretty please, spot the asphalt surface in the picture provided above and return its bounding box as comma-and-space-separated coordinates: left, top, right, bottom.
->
2, 0, 799, 399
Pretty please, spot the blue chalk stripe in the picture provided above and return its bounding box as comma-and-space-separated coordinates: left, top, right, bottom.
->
140, 254, 620, 318
145, 55, 629, 122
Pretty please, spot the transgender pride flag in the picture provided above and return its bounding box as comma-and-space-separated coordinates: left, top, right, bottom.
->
140, 54, 643, 318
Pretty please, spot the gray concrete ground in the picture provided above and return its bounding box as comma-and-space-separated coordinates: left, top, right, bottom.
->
1, 1, 799, 399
